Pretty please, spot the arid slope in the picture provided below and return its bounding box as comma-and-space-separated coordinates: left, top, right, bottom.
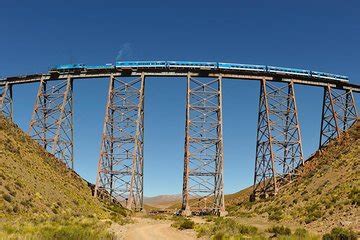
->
0, 116, 110, 218
228, 121, 360, 233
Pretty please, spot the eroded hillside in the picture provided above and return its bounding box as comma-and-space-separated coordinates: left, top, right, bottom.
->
0, 116, 110, 218
228, 121, 360, 233
0, 116, 127, 239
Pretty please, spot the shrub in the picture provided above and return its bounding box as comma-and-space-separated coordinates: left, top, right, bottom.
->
20, 199, 33, 208
267, 207, 284, 221
195, 218, 258, 238
213, 232, 225, 240
305, 203, 323, 223
171, 217, 195, 230
3, 194, 12, 202
179, 218, 195, 230
267, 225, 291, 236
105, 203, 127, 216
295, 228, 308, 238
348, 188, 360, 205
322, 227, 358, 240
51, 208, 59, 214
195, 224, 212, 238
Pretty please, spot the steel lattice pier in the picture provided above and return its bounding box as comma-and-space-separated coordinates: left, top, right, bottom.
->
181, 74, 226, 216
319, 86, 357, 148
252, 80, 304, 199
0, 82, 13, 119
29, 77, 74, 169
94, 74, 145, 210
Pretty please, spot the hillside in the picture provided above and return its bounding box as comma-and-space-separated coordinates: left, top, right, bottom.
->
228, 121, 360, 234
0, 116, 126, 238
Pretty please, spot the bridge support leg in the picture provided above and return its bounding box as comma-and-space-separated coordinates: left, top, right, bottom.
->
252, 79, 304, 200
181, 74, 226, 216
95, 74, 145, 211
0, 82, 13, 120
319, 86, 358, 148
29, 77, 74, 169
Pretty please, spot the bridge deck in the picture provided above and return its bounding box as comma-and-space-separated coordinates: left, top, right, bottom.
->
1, 67, 359, 92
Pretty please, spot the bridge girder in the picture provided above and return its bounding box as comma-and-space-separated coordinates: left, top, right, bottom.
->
95, 74, 145, 211
319, 85, 358, 148
181, 74, 226, 216
0, 82, 13, 119
252, 79, 304, 199
29, 77, 74, 169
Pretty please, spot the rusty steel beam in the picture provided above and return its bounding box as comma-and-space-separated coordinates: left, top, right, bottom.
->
94, 74, 145, 211
252, 79, 304, 200
319, 86, 358, 148
181, 74, 226, 216
0, 82, 13, 119
29, 77, 74, 168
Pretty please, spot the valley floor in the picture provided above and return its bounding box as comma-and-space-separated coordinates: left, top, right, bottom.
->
111, 217, 198, 240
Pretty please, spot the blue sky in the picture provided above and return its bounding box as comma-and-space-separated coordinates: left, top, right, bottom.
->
1, 0, 359, 196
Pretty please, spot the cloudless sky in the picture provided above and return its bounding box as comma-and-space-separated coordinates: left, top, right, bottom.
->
1, 0, 359, 196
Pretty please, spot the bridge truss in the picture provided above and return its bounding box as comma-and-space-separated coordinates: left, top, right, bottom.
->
94, 74, 145, 210
181, 74, 226, 216
252, 80, 304, 199
0, 63, 359, 213
29, 77, 74, 169
0, 82, 13, 119
319, 86, 358, 148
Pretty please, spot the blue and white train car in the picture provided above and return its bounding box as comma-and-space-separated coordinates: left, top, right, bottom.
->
218, 63, 266, 72
311, 71, 348, 82
115, 61, 167, 69
267, 66, 310, 77
86, 63, 114, 70
54, 63, 86, 71
167, 61, 217, 70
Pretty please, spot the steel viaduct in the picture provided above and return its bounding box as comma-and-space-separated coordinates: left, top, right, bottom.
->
0, 61, 359, 216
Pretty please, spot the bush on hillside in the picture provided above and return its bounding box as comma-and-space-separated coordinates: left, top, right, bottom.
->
305, 203, 323, 224
322, 227, 358, 240
171, 217, 195, 230
348, 187, 360, 205
267, 206, 284, 221
267, 225, 292, 236
179, 218, 195, 230
195, 218, 258, 238
3, 194, 12, 202
294, 228, 308, 238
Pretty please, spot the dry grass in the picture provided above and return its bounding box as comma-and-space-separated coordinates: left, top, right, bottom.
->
0, 116, 128, 238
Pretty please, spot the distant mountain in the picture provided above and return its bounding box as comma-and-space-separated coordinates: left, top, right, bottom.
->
144, 194, 183, 209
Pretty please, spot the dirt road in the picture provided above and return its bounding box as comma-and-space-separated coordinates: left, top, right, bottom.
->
111, 217, 197, 240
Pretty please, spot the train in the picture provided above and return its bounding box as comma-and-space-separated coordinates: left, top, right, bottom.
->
51, 61, 349, 82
